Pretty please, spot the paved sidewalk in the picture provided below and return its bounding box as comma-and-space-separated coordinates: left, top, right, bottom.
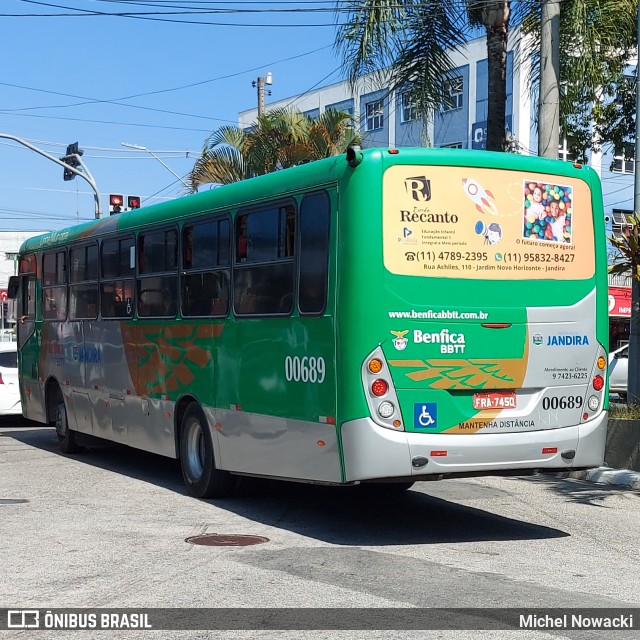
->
570, 467, 640, 490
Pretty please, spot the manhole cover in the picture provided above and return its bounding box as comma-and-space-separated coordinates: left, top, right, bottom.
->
185, 534, 269, 547
0, 499, 29, 505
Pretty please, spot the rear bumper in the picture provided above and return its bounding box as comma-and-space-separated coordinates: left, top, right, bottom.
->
340, 412, 607, 482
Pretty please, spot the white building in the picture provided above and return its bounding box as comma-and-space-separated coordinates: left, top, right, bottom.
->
240, 31, 636, 348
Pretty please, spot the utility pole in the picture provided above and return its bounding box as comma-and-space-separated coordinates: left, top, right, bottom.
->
538, 0, 560, 158
627, 5, 640, 406
252, 72, 273, 117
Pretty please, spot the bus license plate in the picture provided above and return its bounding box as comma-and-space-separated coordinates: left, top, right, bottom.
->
473, 392, 516, 410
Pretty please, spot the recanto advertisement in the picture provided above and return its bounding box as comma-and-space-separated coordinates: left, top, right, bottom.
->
383, 165, 595, 280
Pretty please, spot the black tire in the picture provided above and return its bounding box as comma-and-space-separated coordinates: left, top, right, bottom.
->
54, 391, 83, 454
179, 403, 233, 499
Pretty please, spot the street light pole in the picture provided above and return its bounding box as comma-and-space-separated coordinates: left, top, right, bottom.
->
0, 132, 102, 218
121, 142, 189, 189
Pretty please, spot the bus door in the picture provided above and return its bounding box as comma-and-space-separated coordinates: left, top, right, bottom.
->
10, 273, 36, 350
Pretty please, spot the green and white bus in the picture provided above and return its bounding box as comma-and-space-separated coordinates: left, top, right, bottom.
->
10, 147, 609, 498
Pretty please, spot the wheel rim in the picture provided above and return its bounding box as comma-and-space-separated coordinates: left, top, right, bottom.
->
185, 418, 205, 481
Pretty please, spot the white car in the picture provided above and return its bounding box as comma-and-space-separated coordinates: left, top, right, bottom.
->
0, 341, 21, 415
608, 344, 628, 401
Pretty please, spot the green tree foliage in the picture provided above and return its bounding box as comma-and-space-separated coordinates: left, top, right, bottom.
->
335, 0, 468, 140
336, 1, 519, 151
186, 108, 360, 192
522, 0, 637, 162
609, 214, 640, 281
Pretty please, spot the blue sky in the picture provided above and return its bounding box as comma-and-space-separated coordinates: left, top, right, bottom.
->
0, 0, 345, 231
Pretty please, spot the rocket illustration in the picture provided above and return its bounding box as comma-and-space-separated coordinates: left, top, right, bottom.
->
462, 178, 498, 215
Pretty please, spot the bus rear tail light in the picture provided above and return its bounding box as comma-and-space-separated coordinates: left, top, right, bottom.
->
368, 358, 383, 374
581, 345, 607, 424
371, 379, 388, 397
362, 346, 404, 431
592, 375, 604, 392
0, 372, 3, 384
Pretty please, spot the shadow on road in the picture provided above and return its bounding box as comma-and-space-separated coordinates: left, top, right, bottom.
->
2, 422, 570, 546
516, 471, 637, 505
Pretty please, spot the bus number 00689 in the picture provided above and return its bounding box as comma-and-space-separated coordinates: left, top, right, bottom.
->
285, 356, 326, 383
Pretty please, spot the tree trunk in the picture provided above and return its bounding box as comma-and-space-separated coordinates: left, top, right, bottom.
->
484, 3, 510, 151
538, 0, 560, 158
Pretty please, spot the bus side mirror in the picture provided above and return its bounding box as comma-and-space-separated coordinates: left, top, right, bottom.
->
7, 276, 19, 299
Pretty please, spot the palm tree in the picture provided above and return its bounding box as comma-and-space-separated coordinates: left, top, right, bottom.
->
608, 214, 640, 405
336, 1, 517, 151
186, 108, 360, 192
467, 2, 512, 151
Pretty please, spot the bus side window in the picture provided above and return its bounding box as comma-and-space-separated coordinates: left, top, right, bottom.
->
182, 216, 230, 317
299, 192, 330, 315
233, 203, 295, 316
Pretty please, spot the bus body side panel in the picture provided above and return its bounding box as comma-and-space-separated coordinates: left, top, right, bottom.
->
213, 316, 341, 482
213, 409, 342, 482
122, 321, 220, 458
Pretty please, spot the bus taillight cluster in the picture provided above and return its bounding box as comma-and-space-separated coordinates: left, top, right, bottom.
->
362, 349, 403, 430
582, 351, 607, 421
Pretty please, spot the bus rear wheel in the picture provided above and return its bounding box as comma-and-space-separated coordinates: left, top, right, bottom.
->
180, 403, 233, 499
54, 392, 83, 454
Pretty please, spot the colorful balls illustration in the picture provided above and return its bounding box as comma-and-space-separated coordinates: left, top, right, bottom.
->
527, 213, 536, 224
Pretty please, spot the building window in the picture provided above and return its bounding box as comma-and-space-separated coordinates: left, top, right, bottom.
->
443, 76, 463, 111
365, 100, 384, 131
612, 209, 634, 242
558, 138, 574, 163
440, 142, 463, 149
401, 92, 417, 123
612, 144, 635, 174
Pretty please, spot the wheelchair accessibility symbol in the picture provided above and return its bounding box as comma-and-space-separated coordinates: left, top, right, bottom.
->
414, 403, 437, 429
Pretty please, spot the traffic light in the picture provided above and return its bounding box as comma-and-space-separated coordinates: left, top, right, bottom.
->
109, 194, 124, 215
127, 195, 141, 210
61, 142, 83, 181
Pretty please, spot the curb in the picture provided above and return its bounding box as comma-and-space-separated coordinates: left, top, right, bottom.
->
568, 467, 640, 490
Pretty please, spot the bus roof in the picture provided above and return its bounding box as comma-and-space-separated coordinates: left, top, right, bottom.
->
20, 147, 599, 254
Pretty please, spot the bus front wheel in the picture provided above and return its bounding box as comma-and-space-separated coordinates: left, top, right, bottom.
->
54, 392, 83, 454
179, 403, 233, 499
